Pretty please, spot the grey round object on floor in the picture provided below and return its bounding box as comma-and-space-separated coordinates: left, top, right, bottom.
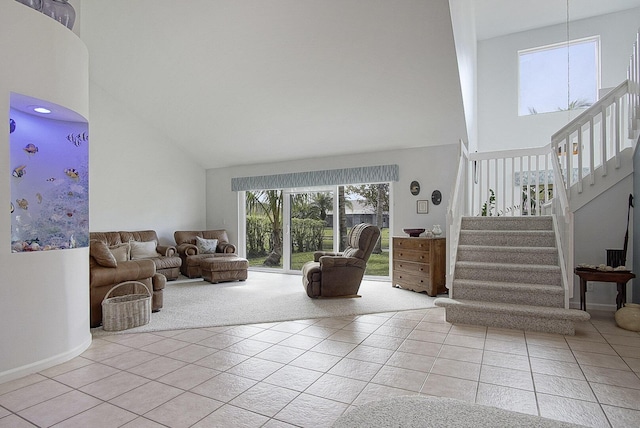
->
332, 396, 583, 428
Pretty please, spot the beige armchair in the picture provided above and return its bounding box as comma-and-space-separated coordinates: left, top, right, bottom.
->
174, 229, 238, 278
302, 223, 381, 298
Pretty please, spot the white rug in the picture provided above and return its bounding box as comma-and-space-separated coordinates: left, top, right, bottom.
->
332, 396, 582, 427
92, 271, 437, 335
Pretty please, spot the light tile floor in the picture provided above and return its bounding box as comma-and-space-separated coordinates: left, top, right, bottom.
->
1, 308, 639, 427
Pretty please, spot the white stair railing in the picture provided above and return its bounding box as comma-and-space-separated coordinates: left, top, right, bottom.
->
551, 80, 634, 199
446, 140, 468, 288
468, 145, 555, 218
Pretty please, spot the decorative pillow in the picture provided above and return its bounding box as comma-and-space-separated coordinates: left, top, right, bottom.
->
130, 240, 158, 260
90, 240, 117, 268
196, 236, 219, 254
109, 243, 131, 262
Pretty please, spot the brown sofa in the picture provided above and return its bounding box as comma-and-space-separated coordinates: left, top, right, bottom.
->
174, 229, 237, 278
302, 223, 381, 298
89, 238, 166, 328
91, 230, 182, 280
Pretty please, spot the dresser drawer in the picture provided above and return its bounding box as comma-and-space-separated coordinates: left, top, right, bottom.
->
393, 271, 432, 289
393, 260, 429, 275
393, 238, 431, 251
394, 249, 428, 263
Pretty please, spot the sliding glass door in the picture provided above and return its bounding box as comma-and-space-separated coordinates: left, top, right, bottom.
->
244, 183, 389, 278
286, 189, 335, 272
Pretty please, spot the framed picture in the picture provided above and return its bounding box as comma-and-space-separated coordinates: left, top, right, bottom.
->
417, 200, 429, 214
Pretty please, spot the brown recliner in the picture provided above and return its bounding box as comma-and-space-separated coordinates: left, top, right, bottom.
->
174, 230, 238, 278
302, 223, 381, 298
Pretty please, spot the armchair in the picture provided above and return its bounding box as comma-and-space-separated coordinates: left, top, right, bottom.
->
174, 229, 238, 278
302, 223, 381, 298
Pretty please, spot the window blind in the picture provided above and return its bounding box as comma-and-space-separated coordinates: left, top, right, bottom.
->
231, 164, 399, 191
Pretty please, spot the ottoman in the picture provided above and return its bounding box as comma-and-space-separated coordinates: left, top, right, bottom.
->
201, 256, 249, 283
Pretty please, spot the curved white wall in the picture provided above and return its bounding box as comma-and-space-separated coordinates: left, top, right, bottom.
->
0, 0, 91, 383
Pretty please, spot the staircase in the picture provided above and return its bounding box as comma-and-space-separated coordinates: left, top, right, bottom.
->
434, 216, 590, 335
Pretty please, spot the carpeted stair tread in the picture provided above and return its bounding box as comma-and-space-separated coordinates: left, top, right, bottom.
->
452, 279, 564, 307
461, 229, 555, 235
459, 230, 556, 247
455, 261, 561, 285
455, 261, 560, 272
457, 244, 557, 254
457, 245, 558, 265
434, 298, 590, 321
453, 279, 563, 291
461, 216, 553, 231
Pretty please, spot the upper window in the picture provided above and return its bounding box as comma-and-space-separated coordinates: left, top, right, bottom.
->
519, 37, 600, 116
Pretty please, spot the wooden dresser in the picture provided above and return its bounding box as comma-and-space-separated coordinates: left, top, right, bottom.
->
392, 237, 447, 296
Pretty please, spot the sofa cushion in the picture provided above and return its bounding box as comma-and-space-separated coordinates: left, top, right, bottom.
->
196, 236, 218, 254
130, 240, 158, 259
109, 243, 131, 262
90, 240, 117, 268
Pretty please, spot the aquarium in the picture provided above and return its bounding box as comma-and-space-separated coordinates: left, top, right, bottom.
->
9, 93, 88, 252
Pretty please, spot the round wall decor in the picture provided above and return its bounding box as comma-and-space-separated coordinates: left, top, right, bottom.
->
431, 190, 442, 205
410, 181, 420, 196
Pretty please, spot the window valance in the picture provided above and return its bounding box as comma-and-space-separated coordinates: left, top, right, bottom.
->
231, 164, 399, 191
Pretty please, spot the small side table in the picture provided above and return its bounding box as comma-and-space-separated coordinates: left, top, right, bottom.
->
574, 268, 635, 311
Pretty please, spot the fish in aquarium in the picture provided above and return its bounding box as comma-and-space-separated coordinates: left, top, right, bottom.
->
12, 165, 26, 178
16, 198, 28, 210
23, 143, 38, 154
64, 168, 79, 179
36, 193, 42, 204
10, 202, 14, 213
46, 177, 56, 182
67, 132, 89, 147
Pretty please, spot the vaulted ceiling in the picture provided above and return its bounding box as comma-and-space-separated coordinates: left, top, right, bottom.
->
79, 0, 640, 169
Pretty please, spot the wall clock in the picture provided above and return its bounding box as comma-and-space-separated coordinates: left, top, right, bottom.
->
410, 181, 420, 196
431, 190, 442, 205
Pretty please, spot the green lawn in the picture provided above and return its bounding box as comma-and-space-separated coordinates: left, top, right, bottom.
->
247, 227, 390, 276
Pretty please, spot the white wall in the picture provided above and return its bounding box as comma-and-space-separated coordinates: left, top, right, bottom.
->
478, 7, 640, 152
87, 84, 207, 245
573, 175, 634, 309
449, 0, 477, 151
0, 1, 90, 383
205, 145, 458, 251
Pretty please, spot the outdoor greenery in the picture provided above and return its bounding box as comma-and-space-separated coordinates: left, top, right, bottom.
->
245, 185, 390, 276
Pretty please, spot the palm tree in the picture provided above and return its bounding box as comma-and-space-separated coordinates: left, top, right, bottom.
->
558, 98, 592, 111
247, 190, 283, 266
311, 192, 332, 221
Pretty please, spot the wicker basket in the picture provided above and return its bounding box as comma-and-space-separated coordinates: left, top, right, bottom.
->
101, 281, 151, 331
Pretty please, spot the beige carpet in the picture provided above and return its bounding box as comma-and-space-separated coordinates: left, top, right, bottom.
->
92, 271, 437, 335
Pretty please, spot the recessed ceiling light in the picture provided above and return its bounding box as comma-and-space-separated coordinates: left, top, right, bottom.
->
33, 107, 51, 114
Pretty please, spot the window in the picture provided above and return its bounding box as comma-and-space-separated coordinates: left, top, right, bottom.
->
519, 37, 600, 116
